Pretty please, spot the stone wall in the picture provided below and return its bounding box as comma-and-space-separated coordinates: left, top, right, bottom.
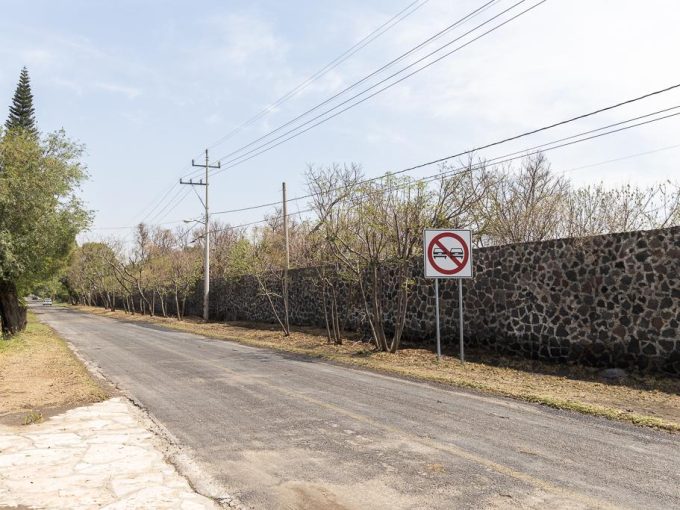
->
185, 227, 680, 375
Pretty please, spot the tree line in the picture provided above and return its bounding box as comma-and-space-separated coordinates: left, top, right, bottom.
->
64, 153, 680, 352
0, 67, 89, 334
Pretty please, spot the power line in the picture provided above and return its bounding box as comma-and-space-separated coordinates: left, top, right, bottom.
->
94, 94, 680, 232
144, 1, 493, 224
202, 107, 680, 239
191, 208, 315, 242
446, 105, 680, 172
205, 0, 433, 151
181, 0, 507, 180
314, 100, 674, 194
403, 110, 680, 188
145, 186, 188, 225
375, 87, 680, 178
212, 200, 284, 216
130, 158, 204, 229
133, 182, 176, 224
220, 0, 680, 178
162, 0, 514, 231
207, 85, 680, 216
93, 105, 680, 236
208, 1, 553, 175
134, 102, 680, 230
208, 105, 679, 218
146, 186, 192, 226
559, 143, 680, 175
143, 1, 438, 227
210, 0, 534, 173
131, 144, 208, 226
305, 109, 680, 206
91, 220, 186, 231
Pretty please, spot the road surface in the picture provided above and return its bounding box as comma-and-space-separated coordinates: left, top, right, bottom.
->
35, 306, 680, 509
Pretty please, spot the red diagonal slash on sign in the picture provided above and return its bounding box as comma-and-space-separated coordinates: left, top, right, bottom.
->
434, 238, 465, 270
427, 232, 470, 276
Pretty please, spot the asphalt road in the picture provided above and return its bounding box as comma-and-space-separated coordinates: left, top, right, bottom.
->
35, 306, 679, 510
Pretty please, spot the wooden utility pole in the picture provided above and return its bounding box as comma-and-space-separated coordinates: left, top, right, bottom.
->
180, 149, 220, 321
282, 182, 290, 335
282, 182, 290, 268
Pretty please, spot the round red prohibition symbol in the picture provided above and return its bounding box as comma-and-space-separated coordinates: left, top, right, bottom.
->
427, 232, 470, 275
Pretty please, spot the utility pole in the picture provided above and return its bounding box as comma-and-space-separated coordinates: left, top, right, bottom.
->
180, 149, 220, 321
282, 182, 290, 335
282, 182, 290, 269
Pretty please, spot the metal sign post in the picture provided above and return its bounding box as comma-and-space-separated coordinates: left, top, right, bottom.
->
423, 229, 473, 364
458, 279, 465, 363
435, 278, 441, 360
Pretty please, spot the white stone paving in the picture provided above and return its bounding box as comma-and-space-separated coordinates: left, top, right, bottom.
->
0, 398, 220, 509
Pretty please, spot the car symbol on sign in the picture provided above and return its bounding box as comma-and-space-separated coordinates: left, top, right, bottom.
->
433, 247, 464, 259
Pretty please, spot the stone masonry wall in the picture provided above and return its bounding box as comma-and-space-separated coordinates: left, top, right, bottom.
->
184, 227, 680, 375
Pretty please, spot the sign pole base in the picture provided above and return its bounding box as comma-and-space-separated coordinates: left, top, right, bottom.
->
435, 278, 441, 361
459, 279, 464, 364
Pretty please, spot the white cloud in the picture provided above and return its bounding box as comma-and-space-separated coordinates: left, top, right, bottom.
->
315, 0, 680, 186
4, 0, 679, 236
20, 48, 53, 65
205, 112, 222, 125
94, 81, 142, 100
120, 110, 149, 125
51, 77, 83, 95
199, 12, 288, 68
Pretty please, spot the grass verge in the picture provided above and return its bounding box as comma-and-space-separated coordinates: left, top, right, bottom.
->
73, 305, 680, 433
0, 312, 107, 424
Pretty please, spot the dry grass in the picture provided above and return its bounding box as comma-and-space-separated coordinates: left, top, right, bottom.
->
74, 305, 680, 432
0, 312, 107, 423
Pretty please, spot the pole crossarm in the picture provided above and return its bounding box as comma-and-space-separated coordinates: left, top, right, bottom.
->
191, 158, 221, 170
179, 178, 208, 186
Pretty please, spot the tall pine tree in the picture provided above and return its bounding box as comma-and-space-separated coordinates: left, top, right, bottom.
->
5, 67, 37, 135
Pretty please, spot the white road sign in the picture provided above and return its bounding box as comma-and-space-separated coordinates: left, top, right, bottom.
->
423, 229, 473, 279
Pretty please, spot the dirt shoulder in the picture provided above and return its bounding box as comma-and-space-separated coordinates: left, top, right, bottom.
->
73, 305, 680, 432
0, 311, 107, 425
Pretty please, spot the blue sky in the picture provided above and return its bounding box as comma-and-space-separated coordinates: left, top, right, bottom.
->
1, 0, 679, 242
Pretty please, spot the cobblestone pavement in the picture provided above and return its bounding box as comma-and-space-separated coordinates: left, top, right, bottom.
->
0, 398, 220, 509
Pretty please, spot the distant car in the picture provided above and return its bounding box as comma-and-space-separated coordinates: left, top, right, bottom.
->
42, 298, 52, 306
433, 247, 464, 259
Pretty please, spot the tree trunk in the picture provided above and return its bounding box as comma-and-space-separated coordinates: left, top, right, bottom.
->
0, 280, 27, 335
175, 291, 181, 320
388, 266, 410, 353
256, 277, 289, 336
283, 270, 290, 337
371, 265, 388, 351
321, 281, 332, 343
135, 277, 152, 317
331, 284, 341, 345
159, 292, 166, 318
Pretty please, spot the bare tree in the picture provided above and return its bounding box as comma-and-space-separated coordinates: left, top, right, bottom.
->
560, 180, 680, 237
167, 247, 201, 320
248, 215, 290, 336
63, 152, 680, 349
308, 164, 460, 352
482, 153, 570, 244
